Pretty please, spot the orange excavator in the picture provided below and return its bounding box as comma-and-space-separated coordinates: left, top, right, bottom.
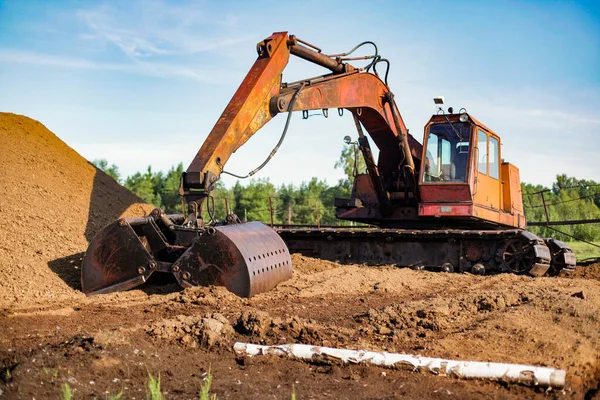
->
82, 32, 576, 297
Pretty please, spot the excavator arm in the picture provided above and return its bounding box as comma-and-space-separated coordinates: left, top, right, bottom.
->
81, 32, 423, 299
181, 32, 421, 218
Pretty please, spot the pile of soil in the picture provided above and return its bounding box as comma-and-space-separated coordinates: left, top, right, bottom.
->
566, 262, 600, 281
0, 113, 153, 306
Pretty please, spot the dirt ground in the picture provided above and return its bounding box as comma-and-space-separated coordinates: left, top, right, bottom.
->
1, 113, 599, 399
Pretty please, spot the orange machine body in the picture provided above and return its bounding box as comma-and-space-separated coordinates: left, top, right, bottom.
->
418, 113, 526, 229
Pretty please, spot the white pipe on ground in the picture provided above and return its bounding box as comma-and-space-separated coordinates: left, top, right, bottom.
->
233, 342, 565, 388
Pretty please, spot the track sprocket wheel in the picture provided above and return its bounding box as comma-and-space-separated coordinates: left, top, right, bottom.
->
544, 238, 576, 276
501, 238, 536, 274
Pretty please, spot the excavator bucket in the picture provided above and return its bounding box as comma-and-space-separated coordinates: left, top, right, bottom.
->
82, 210, 292, 297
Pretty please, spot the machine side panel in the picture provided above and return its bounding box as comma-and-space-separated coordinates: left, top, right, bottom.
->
501, 162, 512, 213
500, 162, 526, 228
508, 162, 526, 228
419, 183, 472, 203
508, 163, 524, 213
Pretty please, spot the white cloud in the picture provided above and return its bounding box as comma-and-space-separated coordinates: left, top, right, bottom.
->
1, 1, 254, 83
0, 49, 211, 82
519, 109, 600, 126
75, 1, 248, 59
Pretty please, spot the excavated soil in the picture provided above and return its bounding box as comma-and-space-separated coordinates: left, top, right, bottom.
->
1, 113, 599, 399
0, 113, 154, 305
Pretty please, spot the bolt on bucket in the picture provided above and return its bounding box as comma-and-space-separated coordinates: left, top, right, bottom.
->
82, 213, 292, 297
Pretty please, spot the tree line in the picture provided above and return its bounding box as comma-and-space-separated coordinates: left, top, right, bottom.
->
92, 148, 358, 226
522, 175, 600, 242
93, 153, 600, 241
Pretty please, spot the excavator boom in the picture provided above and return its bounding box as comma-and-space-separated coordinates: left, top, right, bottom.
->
181, 32, 420, 212
83, 31, 419, 297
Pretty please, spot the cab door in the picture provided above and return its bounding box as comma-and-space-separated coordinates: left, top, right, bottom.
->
473, 128, 501, 210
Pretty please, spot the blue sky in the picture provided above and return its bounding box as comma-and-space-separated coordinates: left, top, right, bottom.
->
1, 0, 599, 188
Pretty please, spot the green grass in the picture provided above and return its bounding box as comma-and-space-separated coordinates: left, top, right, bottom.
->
61, 383, 73, 400
53, 369, 224, 400
291, 384, 296, 400
199, 366, 216, 400
107, 391, 123, 400
147, 372, 164, 400
567, 241, 600, 261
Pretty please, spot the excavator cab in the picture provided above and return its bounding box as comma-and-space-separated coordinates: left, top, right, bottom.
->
418, 110, 525, 230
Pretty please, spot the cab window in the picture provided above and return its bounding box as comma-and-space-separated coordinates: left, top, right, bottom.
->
423, 123, 471, 183
477, 130, 488, 175
489, 136, 499, 179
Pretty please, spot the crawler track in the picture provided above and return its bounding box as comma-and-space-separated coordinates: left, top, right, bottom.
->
276, 226, 575, 276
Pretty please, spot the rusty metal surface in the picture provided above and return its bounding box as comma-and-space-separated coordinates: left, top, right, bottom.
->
185, 32, 291, 186
82, 220, 155, 295
83, 214, 292, 298
172, 222, 291, 297
277, 227, 557, 276
353, 116, 391, 215
544, 238, 576, 276
419, 184, 472, 203
274, 71, 421, 178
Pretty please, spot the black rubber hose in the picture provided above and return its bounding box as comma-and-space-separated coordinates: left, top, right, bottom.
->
221, 83, 306, 179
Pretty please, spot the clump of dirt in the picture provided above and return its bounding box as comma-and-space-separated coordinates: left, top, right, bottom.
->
357, 290, 527, 336
146, 313, 235, 349
565, 263, 600, 281
234, 310, 272, 336
0, 113, 153, 307
147, 307, 352, 351
177, 285, 246, 308
290, 254, 340, 274
233, 309, 354, 348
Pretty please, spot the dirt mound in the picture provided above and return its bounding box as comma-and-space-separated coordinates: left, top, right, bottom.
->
0, 113, 153, 307
566, 263, 600, 281
146, 313, 235, 349
177, 285, 246, 308
233, 310, 348, 347
290, 254, 341, 274
358, 289, 526, 335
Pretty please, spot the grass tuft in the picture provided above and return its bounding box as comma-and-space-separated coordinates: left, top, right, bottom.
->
147, 372, 164, 400
61, 383, 73, 400
200, 366, 216, 400
107, 391, 123, 400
